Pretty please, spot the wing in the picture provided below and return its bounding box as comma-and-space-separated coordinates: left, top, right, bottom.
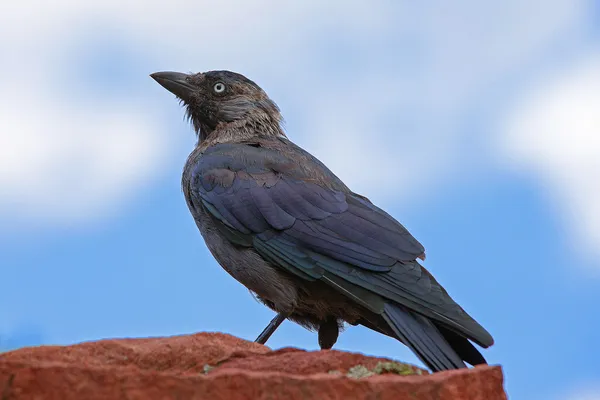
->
188, 141, 493, 348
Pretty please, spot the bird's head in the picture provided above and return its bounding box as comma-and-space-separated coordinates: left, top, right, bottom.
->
151, 70, 283, 142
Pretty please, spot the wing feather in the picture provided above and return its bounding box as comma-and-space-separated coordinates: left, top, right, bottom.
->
190, 142, 493, 347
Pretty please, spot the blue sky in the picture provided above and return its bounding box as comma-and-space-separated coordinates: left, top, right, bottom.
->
1, 2, 599, 399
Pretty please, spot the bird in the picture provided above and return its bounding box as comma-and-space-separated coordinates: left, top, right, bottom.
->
150, 69, 494, 372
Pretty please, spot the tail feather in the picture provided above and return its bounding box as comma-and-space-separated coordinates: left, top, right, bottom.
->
438, 325, 487, 367
382, 303, 466, 372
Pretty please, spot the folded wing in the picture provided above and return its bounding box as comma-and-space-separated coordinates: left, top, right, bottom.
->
189, 142, 494, 349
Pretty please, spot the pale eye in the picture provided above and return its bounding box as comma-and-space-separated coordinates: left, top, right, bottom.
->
213, 82, 226, 93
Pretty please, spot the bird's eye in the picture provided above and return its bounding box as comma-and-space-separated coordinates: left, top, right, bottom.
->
213, 82, 226, 93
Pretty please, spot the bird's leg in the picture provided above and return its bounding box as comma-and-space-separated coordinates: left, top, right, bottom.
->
318, 316, 340, 350
255, 312, 289, 345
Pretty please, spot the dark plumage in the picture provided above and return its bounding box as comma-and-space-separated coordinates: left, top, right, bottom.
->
151, 70, 494, 372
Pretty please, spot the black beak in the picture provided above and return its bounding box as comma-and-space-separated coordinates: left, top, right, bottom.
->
150, 71, 196, 102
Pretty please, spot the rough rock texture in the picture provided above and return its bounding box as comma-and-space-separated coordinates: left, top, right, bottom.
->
0, 332, 507, 400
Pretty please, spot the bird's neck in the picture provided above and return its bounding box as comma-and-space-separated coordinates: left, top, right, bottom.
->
197, 113, 286, 149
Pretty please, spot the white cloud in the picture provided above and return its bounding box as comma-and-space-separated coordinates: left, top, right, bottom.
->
0, 93, 167, 227
0, 0, 594, 227
564, 386, 600, 400
498, 54, 600, 264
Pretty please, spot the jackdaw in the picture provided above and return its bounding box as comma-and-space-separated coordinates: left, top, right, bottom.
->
150, 70, 494, 372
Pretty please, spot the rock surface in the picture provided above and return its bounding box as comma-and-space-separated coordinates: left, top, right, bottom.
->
0, 332, 507, 399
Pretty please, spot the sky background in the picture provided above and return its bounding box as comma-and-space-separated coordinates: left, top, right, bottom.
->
1, 1, 599, 399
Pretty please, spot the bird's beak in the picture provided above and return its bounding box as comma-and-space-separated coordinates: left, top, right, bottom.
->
150, 71, 196, 102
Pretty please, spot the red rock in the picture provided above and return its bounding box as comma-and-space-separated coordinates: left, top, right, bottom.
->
0, 332, 507, 400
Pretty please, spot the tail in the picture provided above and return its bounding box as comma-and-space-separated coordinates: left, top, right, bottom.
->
382, 303, 473, 372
